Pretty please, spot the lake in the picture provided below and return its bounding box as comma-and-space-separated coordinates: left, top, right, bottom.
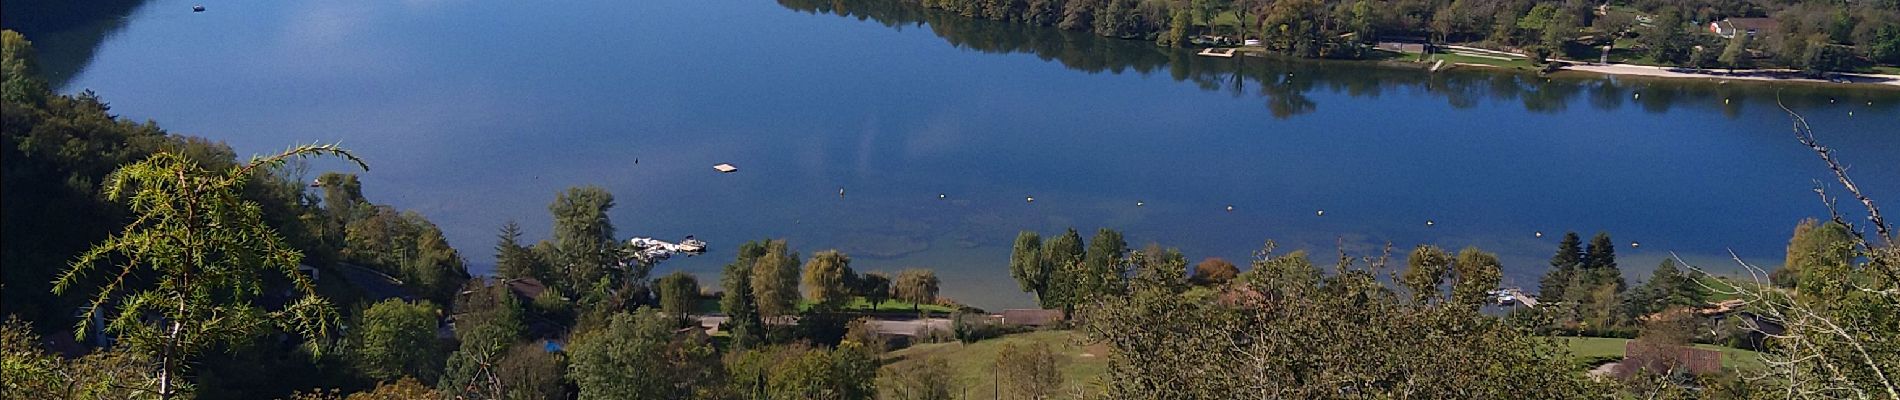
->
28, 0, 1900, 309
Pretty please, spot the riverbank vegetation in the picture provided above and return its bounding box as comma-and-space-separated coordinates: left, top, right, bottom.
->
5, 27, 1898, 399
888, 0, 1899, 74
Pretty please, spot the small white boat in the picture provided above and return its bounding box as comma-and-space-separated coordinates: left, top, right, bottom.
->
713, 163, 738, 173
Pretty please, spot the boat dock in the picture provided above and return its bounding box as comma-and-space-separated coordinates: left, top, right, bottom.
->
1197, 48, 1237, 58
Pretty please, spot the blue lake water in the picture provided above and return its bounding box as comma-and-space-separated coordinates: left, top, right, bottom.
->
34, 0, 1900, 309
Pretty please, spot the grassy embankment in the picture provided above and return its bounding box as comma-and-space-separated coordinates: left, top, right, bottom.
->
881, 330, 1105, 396
876, 329, 1766, 396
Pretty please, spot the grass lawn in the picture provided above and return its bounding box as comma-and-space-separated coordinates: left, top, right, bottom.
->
690, 296, 959, 314
802, 297, 959, 313
1869, 65, 1900, 75
882, 330, 1105, 396
1201, 12, 1244, 33
1561, 336, 1767, 372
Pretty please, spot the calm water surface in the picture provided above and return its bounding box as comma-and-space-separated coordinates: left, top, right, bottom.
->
35, 0, 1900, 309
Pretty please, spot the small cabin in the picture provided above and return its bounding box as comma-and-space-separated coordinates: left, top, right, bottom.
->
1709, 18, 1778, 39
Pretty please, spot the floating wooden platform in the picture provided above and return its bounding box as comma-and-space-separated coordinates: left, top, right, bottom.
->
713, 163, 738, 173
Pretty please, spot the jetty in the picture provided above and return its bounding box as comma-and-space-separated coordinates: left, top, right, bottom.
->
1197, 48, 1237, 58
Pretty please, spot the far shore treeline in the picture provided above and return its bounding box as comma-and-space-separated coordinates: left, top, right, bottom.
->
835, 0, 1900, 74
4, 26, 1899, 400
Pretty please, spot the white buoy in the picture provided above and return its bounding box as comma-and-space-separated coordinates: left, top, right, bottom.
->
1316, 210, 1325, 216
1026, 196, 1035, 203
1634, 93, 1641, 99
938, 193, 946, 199
1226, 205, 1234, 212
1535, 231, 1544, 238
1724, 98, 1729, 104
1136, 201, 1145, 207
1425, 220, 1436, 227
1631, 241, 1641, 248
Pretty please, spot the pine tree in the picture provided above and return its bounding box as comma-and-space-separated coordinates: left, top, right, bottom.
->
56, 144, 359, 399
721, 240, 768, 349
1538, 232, 1583, 301
494, 221, 542, 281
1583, 232, 1623, 292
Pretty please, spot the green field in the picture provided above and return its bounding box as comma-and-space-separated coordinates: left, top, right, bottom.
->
1561, 336, 1768, 371
801, 297, 960, 313
881, 330, 1105, 396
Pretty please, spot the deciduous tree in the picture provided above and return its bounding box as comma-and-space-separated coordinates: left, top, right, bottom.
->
997, 342, 1065, 399
894, 269, 942, 312
1190, 257, 1240, 286
549, 186, 617, 296
803, 250, 857, 310
1041, 229, 1085, 311
567, 309, 720, 400
751, 240, 803, 319
1008, 231, 1050, 304
856, 271, 893, 309
352, 300, 446, 383
658, 271, 702, 317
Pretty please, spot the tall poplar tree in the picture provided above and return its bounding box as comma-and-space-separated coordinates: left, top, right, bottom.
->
1008, 231, 1050, 305
549, 186, 617, 296
1041, 228, 1086, 312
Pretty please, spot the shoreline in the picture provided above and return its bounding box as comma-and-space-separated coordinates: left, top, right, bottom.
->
1237, 44, 1900, 90
1557, 63, 1900, 88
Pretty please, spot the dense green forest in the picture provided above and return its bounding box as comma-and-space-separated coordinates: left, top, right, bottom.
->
5, 26, 1899, 399
892, 0, 1900, 72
